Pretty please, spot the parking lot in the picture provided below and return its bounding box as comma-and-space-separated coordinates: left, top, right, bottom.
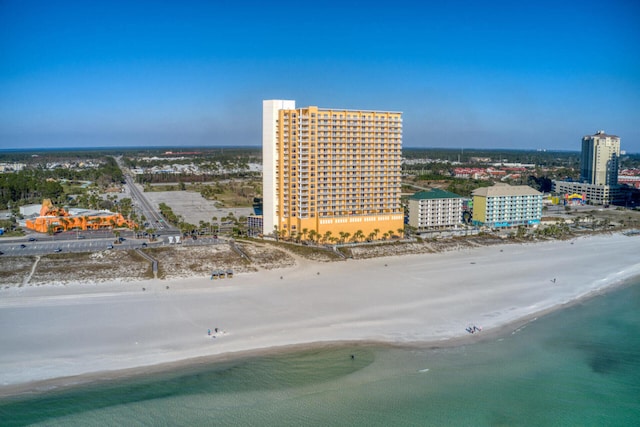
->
143, 190, 254, 225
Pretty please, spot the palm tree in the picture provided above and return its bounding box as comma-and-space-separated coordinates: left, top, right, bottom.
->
323, 231, 332, 244
143, 228, 154, 240
353, 230, 364, 242
388, 229, 395, 239
308, 229, 318, 244
301, 228, 308, 243
373, 228, 380, 240
205, 221, 212, 235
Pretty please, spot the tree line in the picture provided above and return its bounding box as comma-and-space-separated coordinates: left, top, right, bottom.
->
0, 157, 123, 210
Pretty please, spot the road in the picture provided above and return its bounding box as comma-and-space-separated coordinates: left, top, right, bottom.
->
115, 156, 176, 233
124, 174, 172, 231
0, 235, 224, 257
0, 237, 137, 256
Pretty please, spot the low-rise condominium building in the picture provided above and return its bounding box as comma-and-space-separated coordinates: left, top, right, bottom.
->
472, 184, 543, 228
408, 188, 463, 230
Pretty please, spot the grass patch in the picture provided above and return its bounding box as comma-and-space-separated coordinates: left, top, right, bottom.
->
259, 239, 343, 261
128, 250, 155, 279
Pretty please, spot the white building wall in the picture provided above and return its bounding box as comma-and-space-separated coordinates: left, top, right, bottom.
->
409, 198, 463, 229
262, 100, 295, 236
19, 204, 42, 217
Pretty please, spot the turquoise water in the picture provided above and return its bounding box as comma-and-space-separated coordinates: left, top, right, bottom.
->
2, 279, 640, 426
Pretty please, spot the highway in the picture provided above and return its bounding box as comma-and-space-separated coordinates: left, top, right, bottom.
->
0, 235, 224, 257
115, 156, 175, 233
124, 174, 171, 231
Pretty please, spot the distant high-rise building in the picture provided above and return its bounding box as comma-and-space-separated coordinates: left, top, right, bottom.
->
262, 100, 404, 242
580, 130, 620, 185
553, 130, 626, 206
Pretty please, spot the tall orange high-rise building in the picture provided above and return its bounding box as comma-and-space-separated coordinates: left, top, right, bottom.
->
262, 100, 404, 242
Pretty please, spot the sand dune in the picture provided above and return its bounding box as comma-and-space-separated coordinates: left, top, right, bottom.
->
1, 233, 639, 395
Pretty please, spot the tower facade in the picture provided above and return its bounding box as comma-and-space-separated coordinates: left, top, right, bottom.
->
262, 100, 404, 243
580, 130, 620, 185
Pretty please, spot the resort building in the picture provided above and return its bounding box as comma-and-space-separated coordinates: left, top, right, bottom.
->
407, 188, 463, 231
472, 184, 543, 228
580, 130, 620, 185
552, 181, 625, 206
262, 100, 404, 241
24, 199, 135, 233
554, 130, 622, 205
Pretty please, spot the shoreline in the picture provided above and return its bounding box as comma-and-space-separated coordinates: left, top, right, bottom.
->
1, 233, 639, 398
2, 276, 638, 400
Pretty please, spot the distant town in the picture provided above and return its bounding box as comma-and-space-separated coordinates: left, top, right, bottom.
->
0, 141, 638, 245
1, 101, 639, 253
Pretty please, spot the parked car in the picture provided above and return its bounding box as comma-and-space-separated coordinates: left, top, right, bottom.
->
54, 248, 62, 253
107, 244, 114, 249
20, 244, 26, 248
28, 237, 37, 241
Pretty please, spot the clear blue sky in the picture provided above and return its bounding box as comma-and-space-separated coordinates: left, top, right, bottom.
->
1, 0, 639, 152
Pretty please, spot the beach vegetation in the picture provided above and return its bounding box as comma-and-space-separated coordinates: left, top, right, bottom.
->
259, 239, 343, 261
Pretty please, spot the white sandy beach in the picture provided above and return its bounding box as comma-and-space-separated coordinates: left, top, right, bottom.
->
1, 233, 639, 395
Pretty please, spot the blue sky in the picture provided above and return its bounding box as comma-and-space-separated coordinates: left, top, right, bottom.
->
1, 0, 639, 152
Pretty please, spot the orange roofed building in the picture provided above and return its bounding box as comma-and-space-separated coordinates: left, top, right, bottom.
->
25, 199, 136, 233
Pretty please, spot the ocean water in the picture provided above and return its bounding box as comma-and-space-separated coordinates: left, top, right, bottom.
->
2, 279, 640, 426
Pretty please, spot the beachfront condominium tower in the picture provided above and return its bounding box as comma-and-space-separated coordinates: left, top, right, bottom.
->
580, 130, 620, 186
262, 100, 404, 242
